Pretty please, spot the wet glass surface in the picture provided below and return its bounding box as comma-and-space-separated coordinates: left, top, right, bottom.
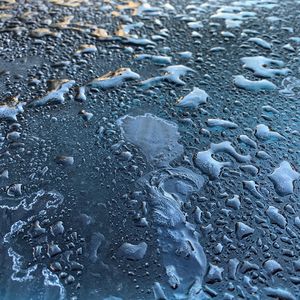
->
0, 0, 299, 299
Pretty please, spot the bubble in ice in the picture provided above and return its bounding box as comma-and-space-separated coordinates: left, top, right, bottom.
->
241, 56, 290, 78
88, 68, 140, 89
117, 114, 183, 166
269, 161, 300, 196
30, 80, 75, 107
206, 264, 224, 283
233, 75, 276, 91
243, 180, 263, 198
263, 259, 283, 276
226, 195, 241, 210
178, 51, 192, 59
176, 87, 208, 108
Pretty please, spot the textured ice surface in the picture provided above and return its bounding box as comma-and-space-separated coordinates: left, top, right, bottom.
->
140, 167, 207, 298
117, 114, 183, 166
0, 0, 299, 299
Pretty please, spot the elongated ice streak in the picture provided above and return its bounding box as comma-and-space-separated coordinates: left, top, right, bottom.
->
140, 168, 207, 299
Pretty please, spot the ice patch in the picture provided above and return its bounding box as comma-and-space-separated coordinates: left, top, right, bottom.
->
117, 114, 183, 166
241, 56, 289, 78
88, 68, 140, 89
141, 65, 195, 88
195, 141, 251, 179
31, 80, 75, 107
176, 88, 208, 108
269, 161, 300, 196
234, 75, 276, 91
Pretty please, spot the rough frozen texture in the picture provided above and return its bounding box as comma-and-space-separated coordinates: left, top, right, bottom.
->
117, 114, 184, 166
140, 167, 207, 298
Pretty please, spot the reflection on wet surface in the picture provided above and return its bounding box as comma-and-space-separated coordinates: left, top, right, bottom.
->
0, 0, 299, 299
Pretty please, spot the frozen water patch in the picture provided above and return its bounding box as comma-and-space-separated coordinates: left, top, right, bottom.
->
0, 98, 25, 121
266, 206, 286, 228
8, 248, 37, 282
255, 124, 285, 141
118, 242, 147, 261
211, 7, 256, 28
207, 119, 238, 129
195, 141, 251, 179
4, 220, 27, 243
141, 65, 195, 88
241, 56, 289, 78
134, 54, 172, 65
117, 114, 183, 166
234, 75, 276, 91
88, 68, 140, 89
269, 161, 300, 196
176, 88, 208, 108
280, 76, 300, 98
264, 287, 296, 300
42, 268, 66, 300
140, 167, 207, 298
122, 37, 156, 46
248, 37, 272, 49
31, 80, 75, 107
0, 190, 64, 211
